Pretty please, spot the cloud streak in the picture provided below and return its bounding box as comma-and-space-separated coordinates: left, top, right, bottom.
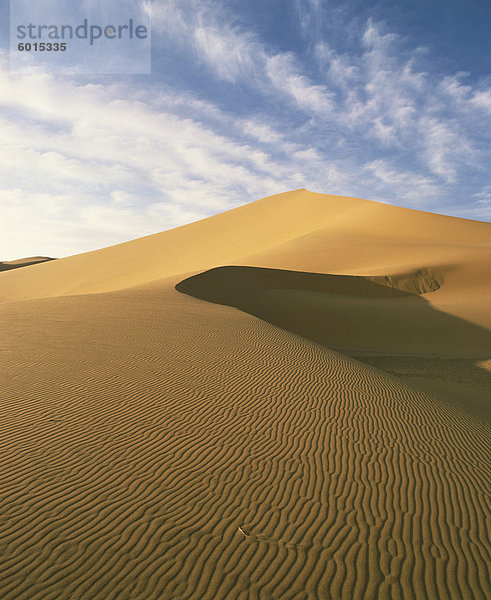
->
1, 1, 490, 258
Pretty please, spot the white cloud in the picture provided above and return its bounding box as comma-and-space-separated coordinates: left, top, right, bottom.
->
0, 51, 321, 259
364, 160, 440, 203
266, 53, 334, 114
471, 89, 491, 112
420, 119, 472, 183
2, 3, 491, 259
291, 0, 324, 43
153, 0, 336, 116
454, 187, 491, 221
193, 24, 257, 83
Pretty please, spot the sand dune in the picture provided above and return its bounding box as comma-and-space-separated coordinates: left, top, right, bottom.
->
0, 190, 490, 599
0, 256, 55, 271
1, 190, 490, 320
176, 265, 491, 356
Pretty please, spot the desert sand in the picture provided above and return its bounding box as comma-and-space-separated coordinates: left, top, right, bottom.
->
0, 189, 489, 599
0, 256, 55, 272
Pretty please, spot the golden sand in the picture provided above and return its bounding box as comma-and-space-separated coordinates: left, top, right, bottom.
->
0, 190, 489, 599
0, 256, 54, 272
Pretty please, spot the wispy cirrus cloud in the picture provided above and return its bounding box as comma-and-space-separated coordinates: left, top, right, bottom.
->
0, 51, 329, 258
266, 53, 335, 114
1, 0, 490, 259
151, 0, 490, 190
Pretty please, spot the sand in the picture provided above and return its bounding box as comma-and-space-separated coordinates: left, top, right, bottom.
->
0, 190, 489, 599
0, 256, 55, 271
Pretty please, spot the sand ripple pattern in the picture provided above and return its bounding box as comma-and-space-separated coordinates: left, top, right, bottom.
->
0, 286, 490, 600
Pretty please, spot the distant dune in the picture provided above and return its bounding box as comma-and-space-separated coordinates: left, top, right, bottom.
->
0, 190, 489, 600
0, 256, 55, 271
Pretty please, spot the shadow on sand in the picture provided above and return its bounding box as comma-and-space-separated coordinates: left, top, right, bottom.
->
176, 266, 491, 417
0, 257, 55, 271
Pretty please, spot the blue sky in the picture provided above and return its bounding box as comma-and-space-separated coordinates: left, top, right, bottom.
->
1, 0, 490, 259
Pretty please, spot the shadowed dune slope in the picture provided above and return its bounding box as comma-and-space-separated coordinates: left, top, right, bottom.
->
0, 256, 55, 271
0, 283, 490, 600
176, 266, 491, 356
0, 190, 490, 324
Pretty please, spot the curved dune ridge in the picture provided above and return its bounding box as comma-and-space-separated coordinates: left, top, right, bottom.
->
175, 265, 491, 356
1, 190, 490, 320
0, 256, 55, 271
0, 190, 490, 599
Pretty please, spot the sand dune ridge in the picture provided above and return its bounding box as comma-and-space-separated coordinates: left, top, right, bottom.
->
0, 189, 489, 599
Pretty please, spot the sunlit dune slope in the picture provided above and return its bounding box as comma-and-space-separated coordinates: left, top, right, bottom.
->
1, 190, 490, 329
0, 189, 490, 599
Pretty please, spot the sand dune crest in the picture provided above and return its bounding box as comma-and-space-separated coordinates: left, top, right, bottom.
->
0, 256, 55, 271
0, 189, 489, 599
176, 265, 491, 356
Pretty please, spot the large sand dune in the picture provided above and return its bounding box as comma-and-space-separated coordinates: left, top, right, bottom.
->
0, 190, 490, 599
